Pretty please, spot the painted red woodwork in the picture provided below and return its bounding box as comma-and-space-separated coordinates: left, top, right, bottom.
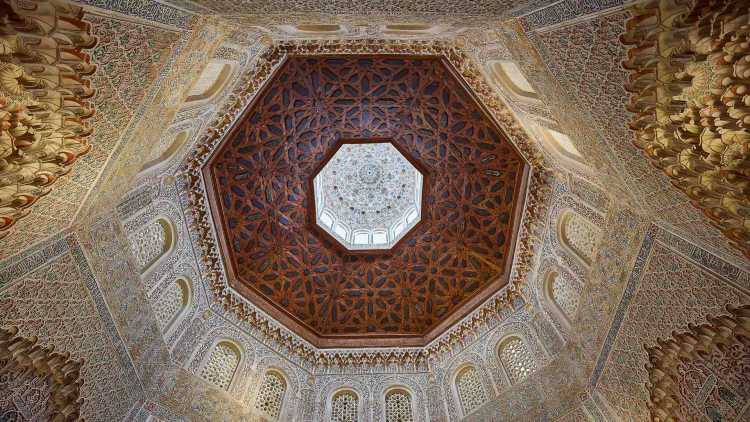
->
204, 55, 528, 347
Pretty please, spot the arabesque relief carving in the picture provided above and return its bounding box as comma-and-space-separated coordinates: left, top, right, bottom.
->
645, 304, 750, 421
0, 0, 96, 237
0, 326, 85, 421
621, 0, 750, 257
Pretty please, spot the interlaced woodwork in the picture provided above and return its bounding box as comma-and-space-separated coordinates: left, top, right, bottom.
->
0, 326, 85, 421
205, 55, 527, 346
0, 0, 96, 237
645, 304, 750, 421
621, 0, 750, 257
187, 39, 551, 365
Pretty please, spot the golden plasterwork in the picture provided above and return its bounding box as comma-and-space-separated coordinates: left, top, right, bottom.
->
622, 0, 750, 257
0, 326, 85, 421
0, 0, 96, 238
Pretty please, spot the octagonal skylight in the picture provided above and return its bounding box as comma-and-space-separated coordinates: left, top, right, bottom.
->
313, 141, 424, 251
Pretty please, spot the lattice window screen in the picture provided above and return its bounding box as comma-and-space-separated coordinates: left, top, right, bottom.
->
456, 366, 487, 415
255, 371, 286, 420
551, 273, 579, 320
154, 280, 186, 330
199, 342, 239, 390
385, 390, 413, 422
331, 390, 358, 422
499, 337, 538, 384
129, 219, 168, 271
561, 212, 599, 264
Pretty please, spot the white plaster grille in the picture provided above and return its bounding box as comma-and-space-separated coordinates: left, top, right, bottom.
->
456, 366, 487, 415
255, 371, 286, 420
551, 273, 579, 320
385, 390, 413, 422
331, 390, 358, 422
154, 280, 186, 330
199, 342, 239, 390
499, 337, 537, 384
129, 219, 167, 271
561, 212, 599, 264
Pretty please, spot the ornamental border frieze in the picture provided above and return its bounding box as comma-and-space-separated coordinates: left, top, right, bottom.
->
183, 38, 553, 369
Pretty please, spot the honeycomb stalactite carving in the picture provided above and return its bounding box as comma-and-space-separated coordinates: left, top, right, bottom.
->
0, 0, 97, 238
645, 305, 750, 421
206, 55, 527, 344
621, 0, 750, 257
0, 326, 85, 422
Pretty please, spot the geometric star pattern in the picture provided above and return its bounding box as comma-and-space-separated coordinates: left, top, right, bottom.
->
205, 56, 527, 347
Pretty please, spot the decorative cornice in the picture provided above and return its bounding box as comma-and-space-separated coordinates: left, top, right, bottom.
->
183, 38, 552, 368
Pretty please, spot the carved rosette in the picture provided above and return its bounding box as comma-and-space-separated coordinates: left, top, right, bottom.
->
621, 0, 750, 257
0, 326, 85, 421
645, 305, 750, 421
0, 0, 96, 237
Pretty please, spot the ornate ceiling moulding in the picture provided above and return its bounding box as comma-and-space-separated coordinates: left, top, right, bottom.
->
621, 0, 750, 257
645, 304, 750, 421
185, 39, 551, 367
0, 0, 96, 239
0, 326, 86, 421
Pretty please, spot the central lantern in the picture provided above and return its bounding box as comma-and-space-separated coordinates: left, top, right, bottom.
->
311, 140, 427, 253
204, 55, 528, 347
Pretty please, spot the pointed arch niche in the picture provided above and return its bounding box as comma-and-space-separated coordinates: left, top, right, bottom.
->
497, 335, 538, 385
557, 209, 600, 267
140, 130, 189, 174
542, 270, 580, 329
199, 340, 242, 391
128, 217, 176, 274
255, 369, 288, 420
328, 388, 360, 422
153, 277, 191, 334
453, 364, 488, 417
384, 387, 415, 422
186, 61, 233, 104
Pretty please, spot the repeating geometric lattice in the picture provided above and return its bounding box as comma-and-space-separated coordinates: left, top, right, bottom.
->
154, 280, 186, 330
498, 337, 537, 384
207, 56, 527, 343
385, 390, 414, 422
255, 371, 286, 419
456, 366, 487, 415
560, 212, 599, 264
549, 273, 579, 320
128, 219, 168, 271
331, 390, 358, 422
199, 342, 239, 390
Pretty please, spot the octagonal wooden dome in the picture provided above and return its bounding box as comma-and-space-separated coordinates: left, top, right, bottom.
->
203, 55, 528, 348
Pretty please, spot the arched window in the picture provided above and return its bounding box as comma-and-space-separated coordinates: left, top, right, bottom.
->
186, 61, 232, 103
488, 61, 537, 100
154, 278, 189, 332
559, 210, 599, 266
255, 370, 286, 420
140, 131, 188, 173
385, 388, 413, 422
128, 218, 174, 273
544, 271, 579, 324
200, 341, 241, 390
540, 127, 582, 160
330, 390, 359, 422
455, 366, 487, 416
498, 336, 538, 384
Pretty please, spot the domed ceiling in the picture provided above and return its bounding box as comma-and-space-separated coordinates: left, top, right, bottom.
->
204, 56, 528, 347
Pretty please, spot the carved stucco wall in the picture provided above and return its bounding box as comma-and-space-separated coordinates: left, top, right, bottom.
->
1, 1, 749, 421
